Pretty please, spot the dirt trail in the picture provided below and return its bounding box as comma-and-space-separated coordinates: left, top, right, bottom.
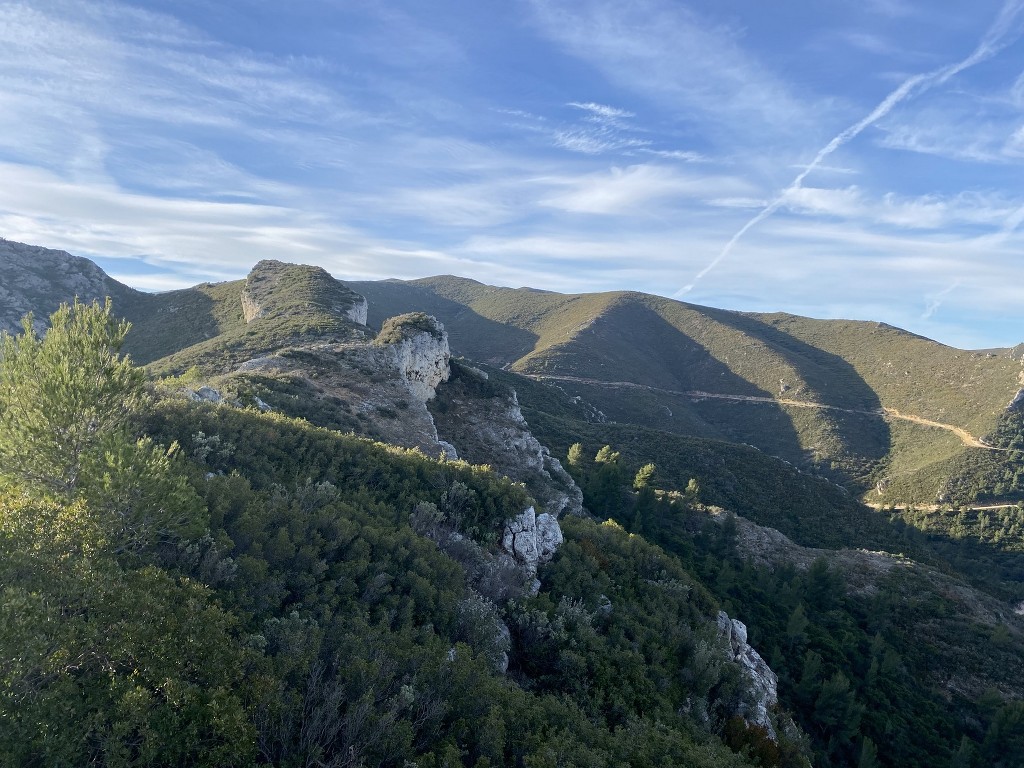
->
530, 374, 1003, 451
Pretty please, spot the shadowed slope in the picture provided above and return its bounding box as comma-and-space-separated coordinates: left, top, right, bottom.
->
350, 276, 1023, 501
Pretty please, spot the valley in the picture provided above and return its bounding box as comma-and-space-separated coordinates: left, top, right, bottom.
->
528, 373, 1002, 450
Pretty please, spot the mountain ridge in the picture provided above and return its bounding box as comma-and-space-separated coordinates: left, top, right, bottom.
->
3, 240, 1024, 766
4, 239, 1022, 507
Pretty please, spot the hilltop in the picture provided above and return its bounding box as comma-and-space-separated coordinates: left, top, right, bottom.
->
348, 276, 1024, 505
3, 241, 1024, 767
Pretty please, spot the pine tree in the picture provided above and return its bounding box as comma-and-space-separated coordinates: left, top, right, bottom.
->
0, 299, 204, 552
0, 298, 143, 495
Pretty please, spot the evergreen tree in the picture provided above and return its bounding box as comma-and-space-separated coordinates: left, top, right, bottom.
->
0, 298, 143, 495
0, 299, 203, 552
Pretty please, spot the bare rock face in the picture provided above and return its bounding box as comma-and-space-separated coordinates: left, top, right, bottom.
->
717, 610, 779, 739
1009, 388, 1024, 410
346, 296, 368, 326
376, 313, 450, 402
430, 363, 584, 520
501, 506, 564, 576
0, 240, 139, 334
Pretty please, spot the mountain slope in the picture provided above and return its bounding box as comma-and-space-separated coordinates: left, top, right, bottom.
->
4, 242, 1024, 766
352, 276, 1024, 504
0, 239, 144, 334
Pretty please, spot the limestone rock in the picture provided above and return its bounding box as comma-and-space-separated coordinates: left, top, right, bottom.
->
430, 363, 584, 519
536, 512, 564, 564
501, 506, 563, 575
376, 313, 451, 402
346, 296, 368, 326
717, 610, 779, 739
240, 259, 368, 328
193, 385, 224, 403
0, 240, 139, 335
502, 508, 540, 572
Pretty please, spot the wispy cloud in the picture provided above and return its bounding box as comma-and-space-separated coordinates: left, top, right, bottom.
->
674, 0, 1024, 297
540, 164, 754, 215
568, 102, 635, 121
643, 149, 709, 162
543, 100, 653, 155
527, 0, 814, 139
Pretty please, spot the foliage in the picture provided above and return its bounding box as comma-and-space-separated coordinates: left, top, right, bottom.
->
567, 443, 1024, 768
350, 277, 1022, 507
0, 301, 253, 764
376, 312, 445, 345
0, 299, 206, 552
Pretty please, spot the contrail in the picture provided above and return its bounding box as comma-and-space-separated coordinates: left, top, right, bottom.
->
674, 0, 1024, 299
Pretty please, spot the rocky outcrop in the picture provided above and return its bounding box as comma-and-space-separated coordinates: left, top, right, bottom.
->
346, 296, 368, 326
430, 363, 584, 520
717, 611, 779, 739
501, 506, 564, 576
240, 259, 368, 328
376, 314, 450, 402
0, 239, 140, 335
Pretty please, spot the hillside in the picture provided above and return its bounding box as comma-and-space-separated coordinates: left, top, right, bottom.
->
3, 242, 1024, 766
0, 239, 145, 334
350, 276, 1024, 506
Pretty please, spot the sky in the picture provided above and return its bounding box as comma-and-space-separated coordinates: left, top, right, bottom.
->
2, 1, 1024, 349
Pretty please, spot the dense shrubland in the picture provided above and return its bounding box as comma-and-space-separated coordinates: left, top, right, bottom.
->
1, 301, 777, 767
565, 443, 1024, 768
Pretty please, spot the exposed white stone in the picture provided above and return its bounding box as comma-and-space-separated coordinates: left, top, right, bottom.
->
437, 440, 460, 460
503, 507, 540, 572
717, 610, 779, 739
346, 296, 368, 326
536, 512, 564, 564
192, 386, 223, 403
382, 323, 451, 402
501, 506, 565, 576
240, 290, 265, 323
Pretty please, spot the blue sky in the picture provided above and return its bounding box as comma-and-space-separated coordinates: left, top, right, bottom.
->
2, 0, 1024, 348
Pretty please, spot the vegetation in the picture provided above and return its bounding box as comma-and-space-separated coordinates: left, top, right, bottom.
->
565, 443, 1024, 768
352, 278, 1023, 505
376, 312, 445, 344
2, 300, 778, 767
5, 250, 1024, 767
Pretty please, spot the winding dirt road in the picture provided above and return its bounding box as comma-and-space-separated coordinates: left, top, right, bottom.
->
529, 374, 1003, 451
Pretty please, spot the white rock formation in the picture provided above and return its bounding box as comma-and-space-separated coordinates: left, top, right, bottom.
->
717, 610, 779, 739
501, 506, 564, 575
381, 321, 451, 402
240, 290, 265, 323
437, 440, 460, 460
346, 296, 368, 326
432, 375, 584, 519
1008, 388, 1024, 409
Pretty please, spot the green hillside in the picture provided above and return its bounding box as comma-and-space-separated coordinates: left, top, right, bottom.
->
122, 261, 368, 375
353, 277, 1024, 505
4, 249, 1024, 767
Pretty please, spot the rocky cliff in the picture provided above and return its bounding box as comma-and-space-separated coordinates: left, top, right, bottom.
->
429, 361, 584, 520
240, 259, 367, 327
192, 267, 575, 589
717, 610, 779, 738
0, 239, 141, 334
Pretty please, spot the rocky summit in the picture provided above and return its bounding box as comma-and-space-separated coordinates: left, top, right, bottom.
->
2, 240, 1023, 768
